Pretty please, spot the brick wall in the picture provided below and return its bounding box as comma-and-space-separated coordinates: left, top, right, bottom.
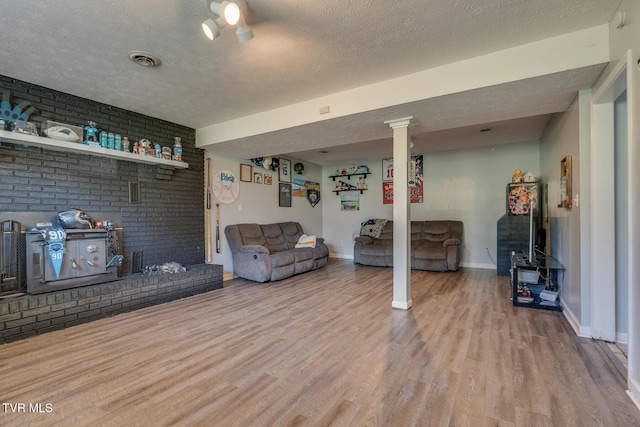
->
0, 75, 205, 273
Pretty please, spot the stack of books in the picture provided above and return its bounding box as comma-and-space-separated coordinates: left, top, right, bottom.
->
539, 290, 559, 306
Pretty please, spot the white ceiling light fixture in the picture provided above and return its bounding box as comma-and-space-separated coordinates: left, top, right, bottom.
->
235, 14, 254, 43
203, 0, 253, 43
201, 17, 225, 41
208, 1, 239, 25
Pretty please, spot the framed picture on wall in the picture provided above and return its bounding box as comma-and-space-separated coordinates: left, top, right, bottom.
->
279, 158, 291, 182
240, 164, 252, 182
253, 172, 263, 184
264, 174, 272, 185
559, 156, 572, 208
279, 182, 292, 207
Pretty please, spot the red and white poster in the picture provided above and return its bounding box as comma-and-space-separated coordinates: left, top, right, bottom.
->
381, 155, 423, 204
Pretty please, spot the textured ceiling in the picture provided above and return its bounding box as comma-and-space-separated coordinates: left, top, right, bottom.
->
0, 0, 621, 164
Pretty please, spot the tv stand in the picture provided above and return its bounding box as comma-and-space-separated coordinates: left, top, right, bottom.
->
510, 252, 564, 311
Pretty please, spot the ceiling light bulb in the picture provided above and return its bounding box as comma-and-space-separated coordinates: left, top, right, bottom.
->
201, 17, 225, 41
223, 2, 241, 25
201, 19, 216, 40
209, 1, 241, 25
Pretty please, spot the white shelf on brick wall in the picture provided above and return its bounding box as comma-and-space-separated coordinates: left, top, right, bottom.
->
0, 130, 189, 169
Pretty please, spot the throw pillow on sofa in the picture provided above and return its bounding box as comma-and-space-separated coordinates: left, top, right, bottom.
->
360, 218, 388, 238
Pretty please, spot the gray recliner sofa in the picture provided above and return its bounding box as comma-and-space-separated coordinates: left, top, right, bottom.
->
354, 220, 463, 271
225, 222, 329, 282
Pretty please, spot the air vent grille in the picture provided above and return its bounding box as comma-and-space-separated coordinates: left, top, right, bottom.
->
128, 51, 161, 67
129, 181, 141, 204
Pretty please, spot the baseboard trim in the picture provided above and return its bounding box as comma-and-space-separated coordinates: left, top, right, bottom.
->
562, 301, 591, 338
616, 332, 629, 344
627, 376, 640, 411
578, 325, 592, 338
329, 257, 496, 269
460, 262, 495, 269
329, 253, 354, 260
223, 272, 235, 281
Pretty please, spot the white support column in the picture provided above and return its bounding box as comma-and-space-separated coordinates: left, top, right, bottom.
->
385, 117, 413, 310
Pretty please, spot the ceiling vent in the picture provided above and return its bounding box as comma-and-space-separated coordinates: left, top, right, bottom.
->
128, 51, 161, 67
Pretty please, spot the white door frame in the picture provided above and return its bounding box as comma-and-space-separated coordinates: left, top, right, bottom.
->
590, 53, 628, 342
591, 49, 640, 408
624, 49, 640, 409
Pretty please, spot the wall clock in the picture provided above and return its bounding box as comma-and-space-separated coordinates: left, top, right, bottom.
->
212, 169, 239, 204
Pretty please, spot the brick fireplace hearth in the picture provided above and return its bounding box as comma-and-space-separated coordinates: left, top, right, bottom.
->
0, 264, 222, 344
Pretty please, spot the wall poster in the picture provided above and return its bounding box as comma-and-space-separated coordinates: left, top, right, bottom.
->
507, 182, 537, 215
381, 155, 423, 204
292, 178, 306, 197
382, 158, 394, 182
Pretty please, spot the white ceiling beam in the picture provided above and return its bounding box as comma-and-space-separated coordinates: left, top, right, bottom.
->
196, 25, 610, 148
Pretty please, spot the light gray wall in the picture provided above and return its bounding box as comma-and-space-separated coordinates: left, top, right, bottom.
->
206, 153, 324, 277
208, 142, 541, 275
539, 97, 584, 325
321, 142, 540, 268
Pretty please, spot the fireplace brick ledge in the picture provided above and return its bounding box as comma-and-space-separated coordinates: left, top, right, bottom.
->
0, 263, 223, 344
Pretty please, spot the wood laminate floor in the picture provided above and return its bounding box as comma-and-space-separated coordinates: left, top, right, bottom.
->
1, 259, 639, 426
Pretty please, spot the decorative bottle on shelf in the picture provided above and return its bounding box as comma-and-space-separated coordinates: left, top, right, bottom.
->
173, 137, 182, 161
122, 136, 130, 152
99, 131, 108, 148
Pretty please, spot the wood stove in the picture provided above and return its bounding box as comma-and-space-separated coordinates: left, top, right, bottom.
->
26, 228, 118, 294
